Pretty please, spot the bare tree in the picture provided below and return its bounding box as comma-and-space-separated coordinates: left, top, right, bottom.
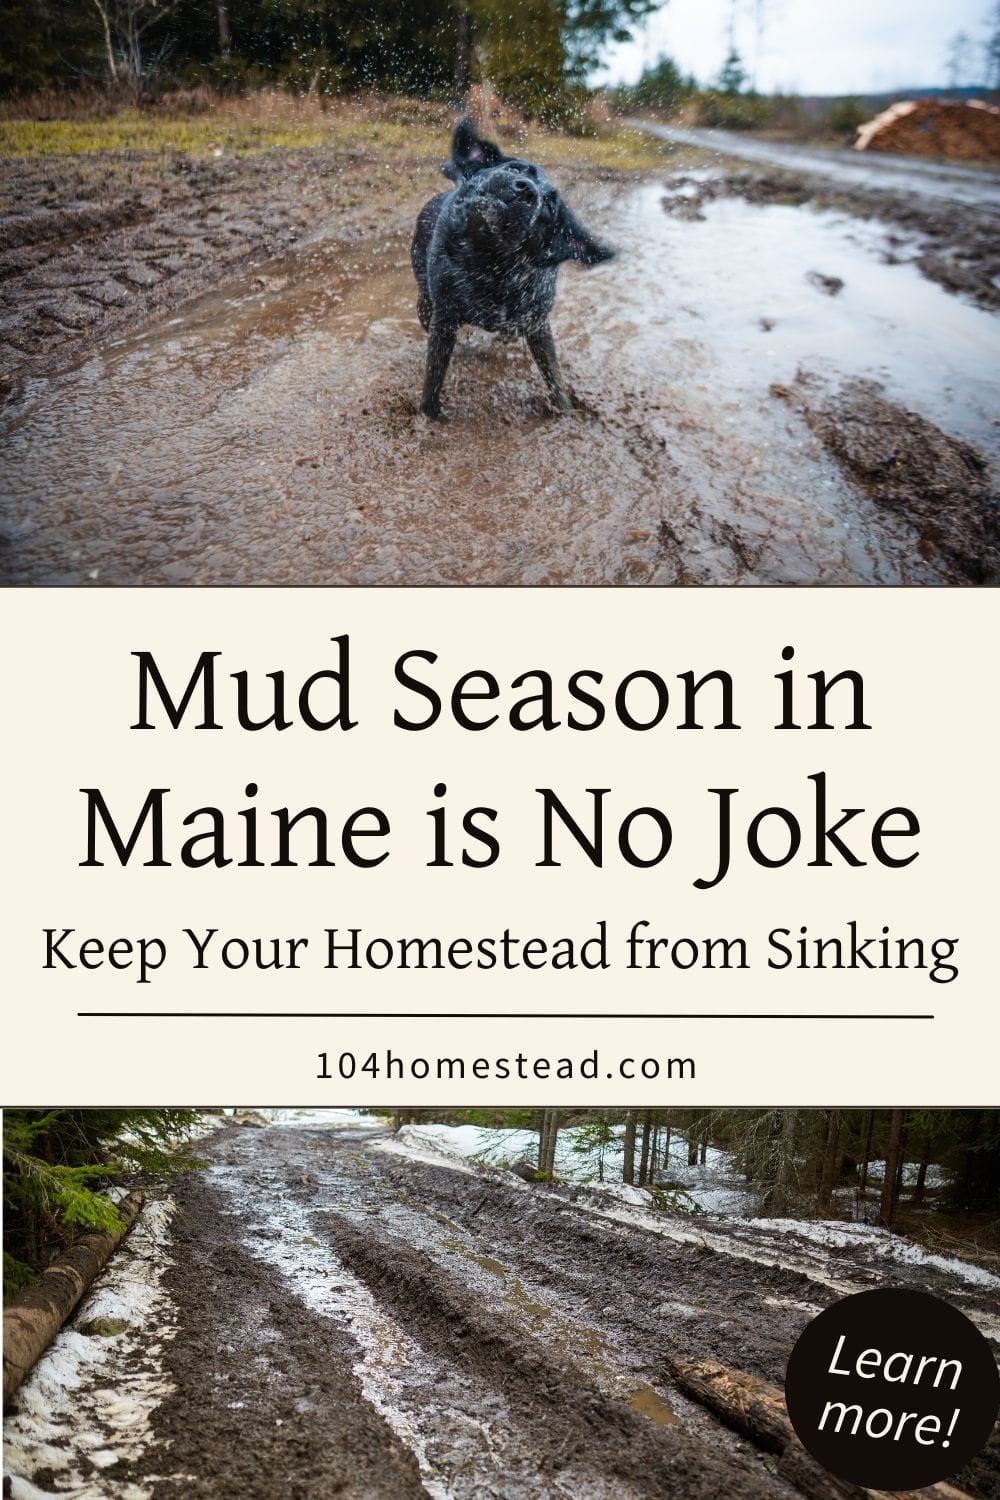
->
90, 0, 177, 100
985, 1, 1000, 90
216, 1, 231, 58
945, 29, 975, 90
746, 0, 784, 93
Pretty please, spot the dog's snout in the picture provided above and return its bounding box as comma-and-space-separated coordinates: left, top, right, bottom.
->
513, 177, 533, 196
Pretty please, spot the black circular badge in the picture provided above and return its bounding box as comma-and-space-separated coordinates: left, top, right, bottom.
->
785, 1287, 999, 1490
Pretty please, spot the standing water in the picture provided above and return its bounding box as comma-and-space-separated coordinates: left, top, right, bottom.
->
1, 180, 997, 585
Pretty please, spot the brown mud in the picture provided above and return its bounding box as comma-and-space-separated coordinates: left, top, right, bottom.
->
139, 1225, 427, 1499
5, 1120, 1000, 1499
0, 139, 446, 401
773, 377, 1000, 581
2, 140, 999, 586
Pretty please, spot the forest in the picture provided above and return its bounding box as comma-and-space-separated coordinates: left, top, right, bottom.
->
0, 0, 653, 118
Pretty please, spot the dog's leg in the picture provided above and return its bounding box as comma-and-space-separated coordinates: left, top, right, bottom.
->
420, 318, 457, 420
525, 323, 572, 415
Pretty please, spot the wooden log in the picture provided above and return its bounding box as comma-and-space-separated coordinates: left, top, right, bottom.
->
662, 1353, 793, 1454
661, 1354, 972, 1500
3, 1191, 144, 1403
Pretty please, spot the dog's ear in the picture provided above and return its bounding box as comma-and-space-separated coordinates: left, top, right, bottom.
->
449, 117, 507, 179
547, 203, 615, 266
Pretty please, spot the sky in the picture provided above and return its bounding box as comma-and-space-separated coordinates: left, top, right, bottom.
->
594, 0, 995, 95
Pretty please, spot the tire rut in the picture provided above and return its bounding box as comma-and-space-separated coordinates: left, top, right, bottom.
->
137, 1164, 428, 1500
321, 1213, 784, 1500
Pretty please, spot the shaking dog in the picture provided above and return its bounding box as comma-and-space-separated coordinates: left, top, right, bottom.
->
411, 119, 614, 420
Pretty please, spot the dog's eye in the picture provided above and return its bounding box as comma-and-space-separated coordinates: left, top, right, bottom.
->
526, 164, 538, 178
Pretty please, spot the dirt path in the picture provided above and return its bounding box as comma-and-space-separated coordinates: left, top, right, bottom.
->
631, 123, 1000, 211
5, 1118, 999, 1499
3, 155, 999, 585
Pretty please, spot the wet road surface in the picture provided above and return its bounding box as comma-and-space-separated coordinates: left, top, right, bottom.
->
2, 173, 998, 585
631, 123, 1000, 212
5, 1118, 999, 1499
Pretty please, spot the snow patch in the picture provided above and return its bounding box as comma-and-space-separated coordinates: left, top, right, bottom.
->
256, 1106, 380, 1130
748, 1218, 1000, 1291
3, 1197, 176, 1500
374, 1123, 743, 1214
372, 1124, 482, 1177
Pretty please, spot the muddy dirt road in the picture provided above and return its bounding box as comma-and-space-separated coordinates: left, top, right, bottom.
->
632, 123, 1000, 210
2, 148, 999, 585
5, 1115, 999, 1499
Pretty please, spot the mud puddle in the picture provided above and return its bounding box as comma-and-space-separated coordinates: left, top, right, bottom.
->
3, 175, 997, 585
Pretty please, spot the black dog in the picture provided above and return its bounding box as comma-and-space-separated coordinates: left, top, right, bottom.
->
411, 119, 614, 420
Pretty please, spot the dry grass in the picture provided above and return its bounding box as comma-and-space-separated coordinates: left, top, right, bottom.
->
0, 89, 671, 172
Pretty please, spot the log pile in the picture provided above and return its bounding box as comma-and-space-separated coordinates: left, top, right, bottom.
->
855, 99, 1000, 162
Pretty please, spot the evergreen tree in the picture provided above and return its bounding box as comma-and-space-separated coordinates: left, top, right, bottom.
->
717, 44, 746, 95
4, 1108, 199, 1297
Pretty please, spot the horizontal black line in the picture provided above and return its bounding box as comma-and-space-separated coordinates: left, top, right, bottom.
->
77, 1012, 935, 1021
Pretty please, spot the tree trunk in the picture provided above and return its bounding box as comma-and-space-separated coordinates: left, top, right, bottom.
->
912, 1132, 931, 1203
879, 1109, 906, 1229
699, 1125, 709, 1166
537, 1109, 559, 1177
661, 1354, 791, 1454
454, 4, 471, 101
216, 1, 231, 56
545, 1110, 560, 1176
92, 0, 119, 82
638, 1112, 652, 1186
3, 1193, 144, 1402
857, 1108, 874, 1217
817, 1109, 841, 1214
623, 1109, 637, 1185
764, 1109, 798, 1215
536, 1109, 549, 1174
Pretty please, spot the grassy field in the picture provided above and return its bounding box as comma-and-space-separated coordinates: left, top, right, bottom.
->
0, 91, 671, 172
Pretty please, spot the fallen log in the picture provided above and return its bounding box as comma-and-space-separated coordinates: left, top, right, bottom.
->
3, 1191, 144, 1404
661, 1354, 971, 1500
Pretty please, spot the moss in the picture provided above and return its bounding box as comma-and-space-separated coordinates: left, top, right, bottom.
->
78, 1315, 130, 1337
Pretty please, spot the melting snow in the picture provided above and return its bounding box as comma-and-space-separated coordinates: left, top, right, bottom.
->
206, 1159, 502, 1499
3, 1198, 176, 1500
748, 1218, 1000, 1290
